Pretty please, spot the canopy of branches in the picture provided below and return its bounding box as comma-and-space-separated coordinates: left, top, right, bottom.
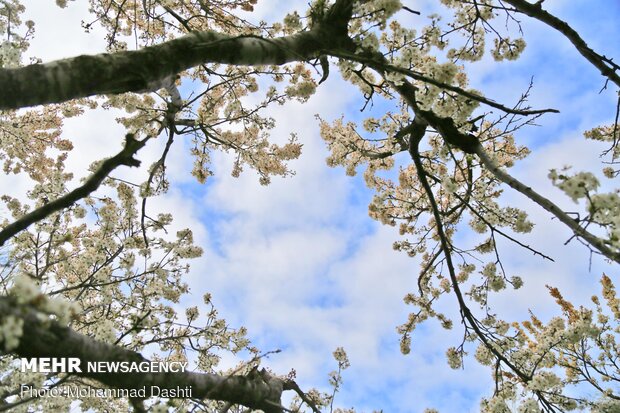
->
0, 0, 618, 412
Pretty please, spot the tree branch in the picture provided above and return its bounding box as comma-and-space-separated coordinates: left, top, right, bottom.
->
0, 134, 146, 247
474, 144, 620, 264
330, 50, 560, 116
0, 0, 354, 110
0, 296, 287, 413
503, 0, 620, 88
407, 128, 532, 383
388, 76, 619, 262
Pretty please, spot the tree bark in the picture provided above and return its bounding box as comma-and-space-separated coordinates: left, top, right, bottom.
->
1, 297, 285, 413
0, 0, 354, 111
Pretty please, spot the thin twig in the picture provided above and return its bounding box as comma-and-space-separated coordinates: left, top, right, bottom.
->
330, 50, 560, 116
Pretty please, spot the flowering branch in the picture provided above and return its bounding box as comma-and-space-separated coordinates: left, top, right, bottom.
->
408, 127, 528, 378
0, 296, 290, 413
412, 105, 620, 263
0, 0, 355, 110
0, 134, 146, 247
474, 145, 620, 263
393, 74, 620, 263
406, 128, 570, 410
331, 50, 560, 116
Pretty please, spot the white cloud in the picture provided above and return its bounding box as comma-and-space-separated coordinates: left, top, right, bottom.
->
23, 1, 108, 62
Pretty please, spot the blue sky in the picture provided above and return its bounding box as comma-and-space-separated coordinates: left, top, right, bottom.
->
12, 1, 620, 412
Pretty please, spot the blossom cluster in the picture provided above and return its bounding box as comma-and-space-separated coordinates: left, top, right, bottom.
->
10, 275, 80, 325
352, 0, 402, 30
0, 1, 31, 69
549, 168, 620, 249
0, 315, 23, 351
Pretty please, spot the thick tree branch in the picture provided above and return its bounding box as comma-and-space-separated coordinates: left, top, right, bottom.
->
0, 296, 286, 413
390, 78, 482, 153
0, 134, 146, 247
503, 0, 620, 88
0, 0, 354, 110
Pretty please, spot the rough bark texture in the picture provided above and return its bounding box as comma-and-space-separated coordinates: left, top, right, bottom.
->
0, 0, 354, 110
0, 31, 317, 110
